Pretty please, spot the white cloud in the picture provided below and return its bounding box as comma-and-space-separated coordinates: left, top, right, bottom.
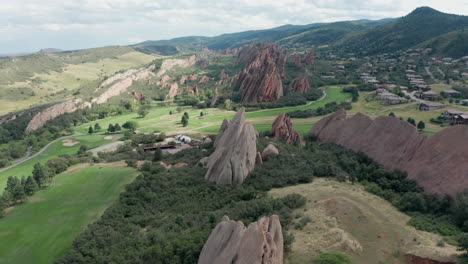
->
0, 0, 466, 53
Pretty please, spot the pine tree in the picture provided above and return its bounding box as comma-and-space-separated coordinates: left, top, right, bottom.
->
181, 115, 188, 127
33, 163, 50, 188
5, 176, 25, 203
108, 124, 115, 133
114, 123, 122, 131
24, 176, 39, 196
94, 123, 101, 131
200, 112, 204, 117
88, 126, 94, 134
0, 197, 5, 218
2, 190, 13, 207
153, 148, 162, 162
417, 121, 425, 131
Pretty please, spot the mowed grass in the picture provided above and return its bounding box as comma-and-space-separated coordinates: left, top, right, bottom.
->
0, 134, 120, 192
0, 162, 136, 264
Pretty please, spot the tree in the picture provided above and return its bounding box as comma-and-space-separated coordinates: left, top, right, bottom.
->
107, 124, 115, 133
24, 176, 38, 196
94, 123, 101, 131
77, 145, 89, 155
138, 108, 149, 118
312, 252, 355, 264
1, 190, 13, 207
183, 112, 189, 120
389, 112, 396, 117
458, 233, 468, 262
88, 126, 94, 134
169, 110, 173, 115
153, 148, 162, 162
407, 117, 416, 126
224, 99, 233, 111
114, 123, 122, 132
5, 176, 26, 202
417, 121, 425, 131
122, 121, 138, 131
181, 115, 188, 127
200, 112, 204, 117
32, 163, 50, 188
0, 196, 5, 218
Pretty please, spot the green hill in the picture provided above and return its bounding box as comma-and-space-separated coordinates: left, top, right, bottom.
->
337, 7, 468, 55
415, 29, 468, 57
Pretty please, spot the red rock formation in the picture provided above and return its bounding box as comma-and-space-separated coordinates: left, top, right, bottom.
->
198, 215, 283, 264
184, 85, 199, 96
304, 48, 315, 65
188, 74, 198, 81
130, 91, 145, 102
215, 69, 229, 86
179, 75, 187, 85
202, 107, 258, 185
289, 75, 310, 94
199, 75, 210, 84
293, 55, 304, 69
198, 59, 210, 67
234, 43, 287, 103
167, 82, 179, 99
405, 254, 455, 264
310, 109, 468, 197
219, 48, 239, 55
271, 114, 303, 146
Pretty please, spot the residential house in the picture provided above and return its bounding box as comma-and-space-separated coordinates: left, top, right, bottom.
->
442, 90, 462, 98
421, 91, 440, 101
420, 102, 444, 111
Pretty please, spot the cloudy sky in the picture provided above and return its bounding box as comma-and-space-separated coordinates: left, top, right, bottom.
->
1, 0, 467, 54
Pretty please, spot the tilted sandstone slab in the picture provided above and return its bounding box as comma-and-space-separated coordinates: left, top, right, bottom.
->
271, 114, 303, 146
198, 215, 283, 264
289, 75, 310, 94
310, 109, 468, 197
202, 107, 258, 185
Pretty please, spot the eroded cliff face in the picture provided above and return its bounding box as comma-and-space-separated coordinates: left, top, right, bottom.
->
310, 109, 468, 197
25, 99, 89, 133
155, 55, 198, 77
289, 75, 310, 94
198, 215, 283, 264
234, 44, 287, 103
202, 107, 258, 185
271, 114, 303, 146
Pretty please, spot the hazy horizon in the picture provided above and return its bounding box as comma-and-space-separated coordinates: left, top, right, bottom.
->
1, 0, 467, 54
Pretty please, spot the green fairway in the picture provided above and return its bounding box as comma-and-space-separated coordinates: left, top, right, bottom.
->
0, 133, 120, 192
0, 163, 136, 264
76, 86, 351, 135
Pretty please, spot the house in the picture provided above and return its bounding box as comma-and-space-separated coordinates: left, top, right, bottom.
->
455, 115, 468, 125
421, 91, 440, 101
419, 102, 444, 111
442, 109, 466, 121
442, 90, 461, 98
462, 99, 468, 106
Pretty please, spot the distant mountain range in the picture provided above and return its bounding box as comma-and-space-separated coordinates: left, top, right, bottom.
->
137, 6, 468, 57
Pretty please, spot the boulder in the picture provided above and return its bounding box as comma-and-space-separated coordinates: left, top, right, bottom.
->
204, 137, 213, 144
233, 43, 287, 103
310, 109, 468, 197
271, 114, 303, 146
198, 215, 283, 264
262, 144, 279, 160
289, 75, 310, 94
202, 107, 258, 185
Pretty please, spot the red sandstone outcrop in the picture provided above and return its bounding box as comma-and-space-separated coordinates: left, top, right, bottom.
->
304, 48, 315, 65
310, 109, 468, 197
293, 55, 304, 69
184, 85, 199, 96
199, 75, 210, 84
179, 75, 187, 85
233, 43, 287, 103
201, 107, 258, 185
188, 74, 198, 81
219, 48, 239, 56
198, 215, 283, 264
167, 82, 179, 99
26, 99, 87, 133
405, 254, 455, 264
215, 69, 229, 86
130, 91, 145, 102
271, 114, 303, 146
289, 75, 310, 94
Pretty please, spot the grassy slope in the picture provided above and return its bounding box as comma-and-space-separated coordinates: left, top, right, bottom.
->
0, 162, 136, 264
0, 52, 157, 115
270, 178, 458, 264
0, 134, 120, 191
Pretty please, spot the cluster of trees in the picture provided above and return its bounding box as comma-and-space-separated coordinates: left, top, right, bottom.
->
287, 102, 352, 118
0, 145, 93, 217
389, 113, 426, 130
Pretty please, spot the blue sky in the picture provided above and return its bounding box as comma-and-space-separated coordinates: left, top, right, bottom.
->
1, 0, 467, 54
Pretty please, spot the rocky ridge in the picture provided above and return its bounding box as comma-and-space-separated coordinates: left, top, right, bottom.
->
310, 109, 468, 197
271, 114, 303, 146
